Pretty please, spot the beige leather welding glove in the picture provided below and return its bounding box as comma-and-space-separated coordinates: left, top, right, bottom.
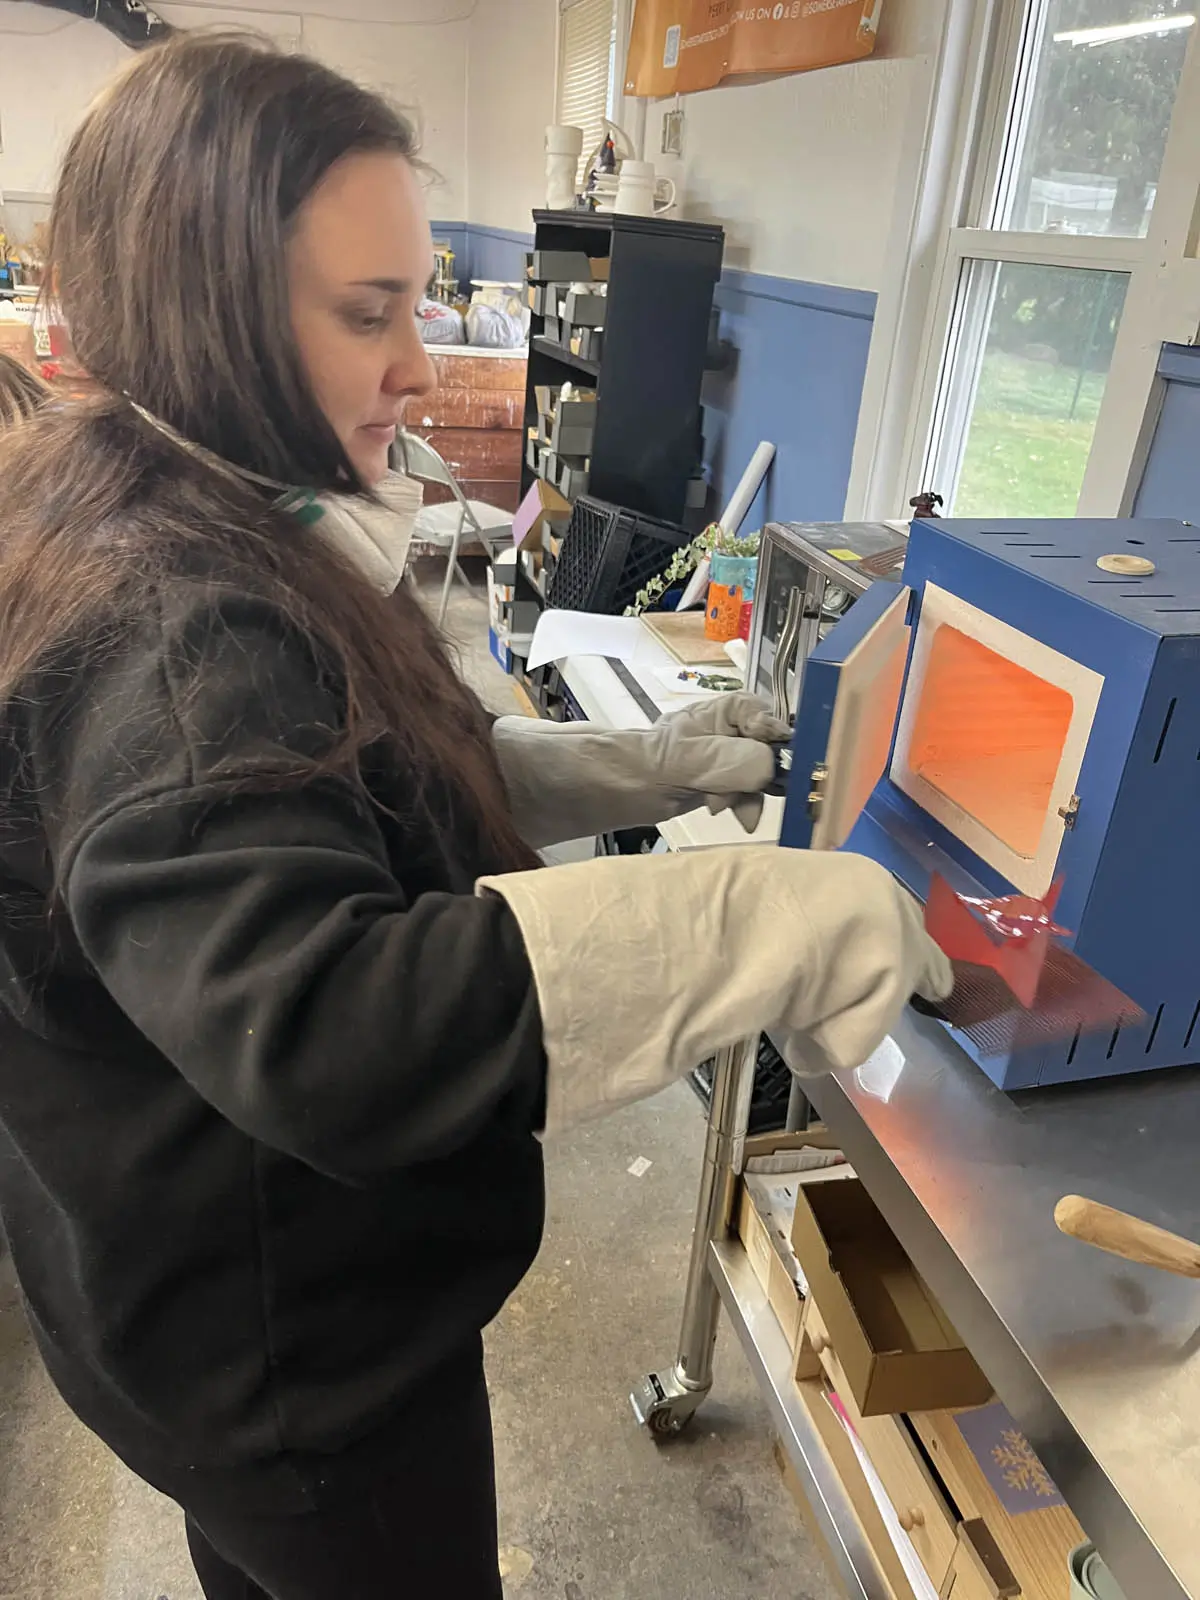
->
479, 846, 952, 1136
492, 693, 790, 849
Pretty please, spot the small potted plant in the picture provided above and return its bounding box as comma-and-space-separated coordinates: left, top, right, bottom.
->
625, 524, 760, 620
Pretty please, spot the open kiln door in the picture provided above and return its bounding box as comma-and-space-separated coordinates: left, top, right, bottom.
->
788, 583, 912, 851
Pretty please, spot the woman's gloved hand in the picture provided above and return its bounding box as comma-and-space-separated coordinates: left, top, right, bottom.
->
492, 693, 790, 850
480, 846, 952, 1135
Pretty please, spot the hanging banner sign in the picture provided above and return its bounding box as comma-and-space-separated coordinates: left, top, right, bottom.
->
625, 0, 881, 98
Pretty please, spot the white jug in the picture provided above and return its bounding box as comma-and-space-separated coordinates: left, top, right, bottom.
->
614, 160, 676, 218
545, 125, 584, 211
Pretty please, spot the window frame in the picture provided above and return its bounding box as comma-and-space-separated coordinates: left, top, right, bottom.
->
845, 0, 1200, 523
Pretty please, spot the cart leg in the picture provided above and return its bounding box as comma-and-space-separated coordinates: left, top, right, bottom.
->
785, 1078, 811, 1132
631, 1035, 758, 1438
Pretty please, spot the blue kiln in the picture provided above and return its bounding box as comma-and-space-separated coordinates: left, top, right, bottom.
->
781, 517, 1200, 1091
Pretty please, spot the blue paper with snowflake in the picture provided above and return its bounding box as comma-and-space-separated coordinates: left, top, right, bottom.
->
954, 1403, 1065, 1515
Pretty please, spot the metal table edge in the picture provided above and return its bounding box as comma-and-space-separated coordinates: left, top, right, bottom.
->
708, 1238, 893, 1600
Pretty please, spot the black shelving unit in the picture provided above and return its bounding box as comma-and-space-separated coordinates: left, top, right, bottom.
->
523, 209, 724, 526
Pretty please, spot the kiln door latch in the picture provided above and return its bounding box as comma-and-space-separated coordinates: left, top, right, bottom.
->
807, 763, 829, 822
1058, 794, 1081, 830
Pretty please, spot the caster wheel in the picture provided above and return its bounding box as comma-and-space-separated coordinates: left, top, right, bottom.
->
647, 1404, 695, 1439
630, 1370, 706, 1440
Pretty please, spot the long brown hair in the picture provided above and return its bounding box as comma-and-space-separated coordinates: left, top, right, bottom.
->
0, 354, 49, 430
0, 34, 536, 872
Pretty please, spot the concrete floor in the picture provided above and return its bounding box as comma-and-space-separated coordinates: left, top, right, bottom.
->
0, 565, 837, 1600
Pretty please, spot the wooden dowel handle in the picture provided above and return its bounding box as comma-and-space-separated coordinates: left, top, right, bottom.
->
1054, 1195, 1200, 1279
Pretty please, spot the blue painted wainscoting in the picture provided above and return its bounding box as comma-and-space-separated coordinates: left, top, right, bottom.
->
431, 221, 534, 288
1134, 344, 1200, 522
440, 223, 877, 526
703, 270, 876, 526
429, 221, 470, 283
465, 224, 537, 285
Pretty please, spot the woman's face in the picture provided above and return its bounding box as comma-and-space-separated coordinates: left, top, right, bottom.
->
289, 150, 437, 486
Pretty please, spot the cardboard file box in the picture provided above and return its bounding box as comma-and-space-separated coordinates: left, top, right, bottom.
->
790, 1178, 992, 1416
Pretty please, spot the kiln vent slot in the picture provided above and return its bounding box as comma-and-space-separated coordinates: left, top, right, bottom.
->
1153, 699, 1177, 764
1146, 1004, 1165, 1053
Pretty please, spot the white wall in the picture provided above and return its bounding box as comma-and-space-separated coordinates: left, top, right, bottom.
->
465, 0, 557, 234
457, 0, 944, 289
0, 0, 939, 286
0, 0, 470, 226
653, 0, 936, 293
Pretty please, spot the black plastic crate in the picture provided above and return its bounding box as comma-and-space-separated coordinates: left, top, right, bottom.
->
688, 1034, 795, 1135
547, 496, 692, 616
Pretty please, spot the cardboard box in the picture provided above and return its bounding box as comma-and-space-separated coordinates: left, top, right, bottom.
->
791, 1178, 992, 1417
737, 1177, 805, 1350
512, 478, 571, 555
733, 1129, 852, 1351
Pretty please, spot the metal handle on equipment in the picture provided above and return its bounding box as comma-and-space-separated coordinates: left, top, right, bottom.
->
771, 586, 804, 724
1054, 1195, 1200, 1279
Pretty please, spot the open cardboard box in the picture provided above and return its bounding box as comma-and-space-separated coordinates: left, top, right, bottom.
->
512, 478, 570, 556
734, 1129, 852, 1351
791, 1178, 992, 1417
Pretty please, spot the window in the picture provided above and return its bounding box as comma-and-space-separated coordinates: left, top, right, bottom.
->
850, 0, 1200, 522
557, 0, 619, 183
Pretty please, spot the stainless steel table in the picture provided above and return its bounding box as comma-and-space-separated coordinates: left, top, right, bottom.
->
805, 1013, 1200, 1600
636, 1014, 1200, 1600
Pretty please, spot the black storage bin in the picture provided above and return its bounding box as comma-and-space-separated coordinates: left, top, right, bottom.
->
689, 1034, 796, 1135
548, 495, 691, 616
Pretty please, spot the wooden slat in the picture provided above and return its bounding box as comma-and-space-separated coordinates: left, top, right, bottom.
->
792, 1376, 916, 1600
408, 428, 523, 480
410, 388, 525, 431
428, 351, 528, 392
910, 1411, 1085, 1600
802, 1301, 958, 1592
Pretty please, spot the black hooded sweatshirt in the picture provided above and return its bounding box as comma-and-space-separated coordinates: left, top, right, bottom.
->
0, 567, 547, 1516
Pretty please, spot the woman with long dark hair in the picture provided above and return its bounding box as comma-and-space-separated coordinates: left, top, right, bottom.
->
0, 35, 948, 1599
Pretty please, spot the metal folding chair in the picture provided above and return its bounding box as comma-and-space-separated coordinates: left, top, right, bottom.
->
392, 431, 514, 625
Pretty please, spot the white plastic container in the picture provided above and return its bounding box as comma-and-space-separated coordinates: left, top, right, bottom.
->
1068, 1543, 1127, 1600
545, 125, 583, 211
